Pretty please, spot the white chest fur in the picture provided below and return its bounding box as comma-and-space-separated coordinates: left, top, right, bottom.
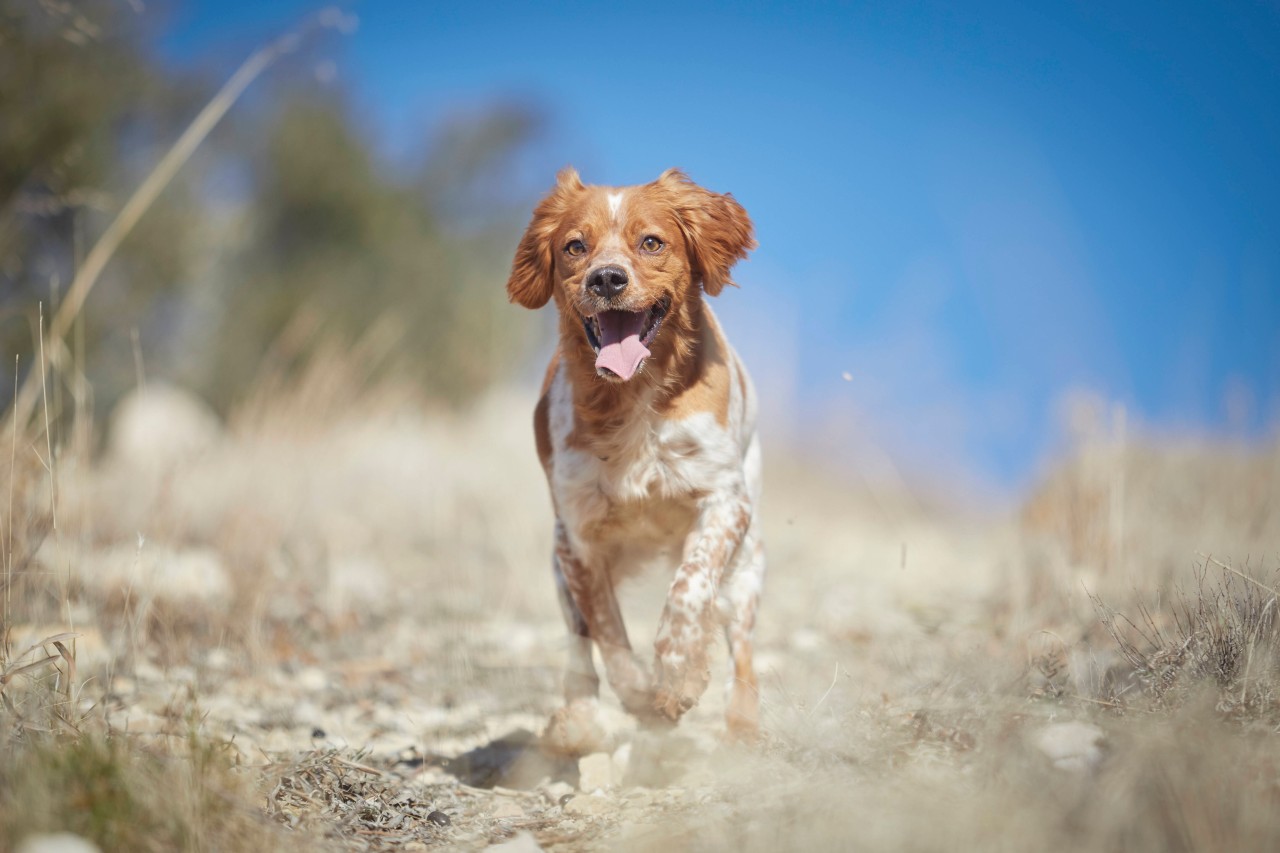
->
545, 363, 749, 565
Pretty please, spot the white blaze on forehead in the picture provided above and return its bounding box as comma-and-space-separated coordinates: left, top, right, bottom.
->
607, 191, 625, 221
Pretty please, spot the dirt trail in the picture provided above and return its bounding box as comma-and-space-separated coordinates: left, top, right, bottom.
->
95, 417, 1019, 849
21, 385, 1278, 850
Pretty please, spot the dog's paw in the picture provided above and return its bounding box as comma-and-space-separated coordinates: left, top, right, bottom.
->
617, 685, 662, 722
722, 713, 762, 745
651, 656, 710, 722
652, 688, 695, 722
541, 699, 610, 757
601, 652, 660, 721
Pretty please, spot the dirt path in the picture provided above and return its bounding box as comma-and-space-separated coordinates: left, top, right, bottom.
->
16, 387, 1277, 851
90, 453, 1020, 850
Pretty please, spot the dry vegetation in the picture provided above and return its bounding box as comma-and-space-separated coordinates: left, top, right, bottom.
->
2, 360, 1279, 852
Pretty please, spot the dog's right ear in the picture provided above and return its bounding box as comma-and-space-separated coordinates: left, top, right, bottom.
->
507, 167, 585, 309
654, 169, 755, 297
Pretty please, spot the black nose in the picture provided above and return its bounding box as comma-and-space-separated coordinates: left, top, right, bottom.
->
587, 265, 628, 299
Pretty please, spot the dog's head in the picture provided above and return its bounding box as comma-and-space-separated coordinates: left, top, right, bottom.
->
508, 168, 755, 382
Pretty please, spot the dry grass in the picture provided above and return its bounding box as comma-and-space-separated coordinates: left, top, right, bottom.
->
0, 727, 292, 853
2, 360, 1279, 850
1095, 558, 1280, 720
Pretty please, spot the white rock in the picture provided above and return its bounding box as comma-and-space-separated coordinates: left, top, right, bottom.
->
296, 666, 329, 692
564, 793, 611, 816
108, 383, 221, 471
1033, 721, 1106, 772
789, 628, 826, 652
578, 752, 613, 792
78, 545, 231, 607
487, 831, 543, 852
542, 780, 574, 803
17, 832, 102, 853
611, 742, 632, 785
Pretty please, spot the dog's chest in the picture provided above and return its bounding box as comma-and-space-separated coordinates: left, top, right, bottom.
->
555, 419, 719, 540
547, 376, 739, 552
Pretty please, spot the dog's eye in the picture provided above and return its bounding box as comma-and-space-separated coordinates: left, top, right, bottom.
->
565, 239, 587, 257
640, 236, 664, 253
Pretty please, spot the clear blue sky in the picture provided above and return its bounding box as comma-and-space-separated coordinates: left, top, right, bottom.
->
160, 1, 1280, 497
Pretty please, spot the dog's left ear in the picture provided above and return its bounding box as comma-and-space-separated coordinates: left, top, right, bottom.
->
656, 169, 756, 296
508, 167, 585, 309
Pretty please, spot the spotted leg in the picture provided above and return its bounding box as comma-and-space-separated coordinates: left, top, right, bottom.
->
652, 488, 753, 722
542, 535, 610, 755
551, 523, 655, 719
722, 531, 764, 738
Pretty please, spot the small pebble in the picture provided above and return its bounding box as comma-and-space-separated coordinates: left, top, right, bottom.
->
427, 810, 451, 826
16, 833, 102, 853
578, 752, 613, 792
1033, 721, 1106, 772
542, 781, 574, 804
611, 742, 632, 782
296, 666, 328, 691
564, 794, 611, 816
311, 728, 326, 739
491, 800, 525, 819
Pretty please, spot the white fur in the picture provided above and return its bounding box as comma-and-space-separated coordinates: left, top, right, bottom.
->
607, 191, 624, 220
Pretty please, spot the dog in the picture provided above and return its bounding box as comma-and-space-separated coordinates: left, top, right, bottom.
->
507, 167, 765, 751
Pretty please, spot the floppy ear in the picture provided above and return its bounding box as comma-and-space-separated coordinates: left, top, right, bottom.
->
507, 167, 585, 309
656, 168, 756, 296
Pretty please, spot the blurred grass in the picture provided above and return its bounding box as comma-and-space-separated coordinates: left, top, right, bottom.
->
1, 0, 540, 433
0, 719, 296, 852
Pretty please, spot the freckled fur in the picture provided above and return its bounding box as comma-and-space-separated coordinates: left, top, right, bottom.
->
512, 168, 765, 746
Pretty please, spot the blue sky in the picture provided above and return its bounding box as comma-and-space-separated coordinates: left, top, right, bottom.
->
161, 1, 1280, 497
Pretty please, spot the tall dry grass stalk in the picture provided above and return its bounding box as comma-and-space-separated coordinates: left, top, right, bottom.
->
5, 356, 16, 653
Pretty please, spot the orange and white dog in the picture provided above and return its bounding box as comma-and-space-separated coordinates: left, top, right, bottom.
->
507, 168, 764, 750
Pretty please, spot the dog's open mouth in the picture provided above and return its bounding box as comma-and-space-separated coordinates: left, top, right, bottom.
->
582, 297, 670, 381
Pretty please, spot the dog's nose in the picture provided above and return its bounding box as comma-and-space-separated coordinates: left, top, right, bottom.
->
587, 265, 628, 299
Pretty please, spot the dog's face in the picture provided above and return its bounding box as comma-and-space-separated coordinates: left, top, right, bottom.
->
508, 169, 755, 382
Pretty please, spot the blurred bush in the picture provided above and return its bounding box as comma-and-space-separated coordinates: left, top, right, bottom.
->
1, 0, 202, 415
0, 0, 541, 429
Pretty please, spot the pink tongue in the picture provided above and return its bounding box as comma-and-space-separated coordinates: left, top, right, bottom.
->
594, 310, 650, 380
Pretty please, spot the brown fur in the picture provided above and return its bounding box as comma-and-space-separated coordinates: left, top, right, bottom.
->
658, 311, 733, 427
532, 352, 559, 472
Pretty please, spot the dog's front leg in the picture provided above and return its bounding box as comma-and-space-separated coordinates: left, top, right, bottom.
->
652, 487, 752, 721
553, 524, 655, 718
